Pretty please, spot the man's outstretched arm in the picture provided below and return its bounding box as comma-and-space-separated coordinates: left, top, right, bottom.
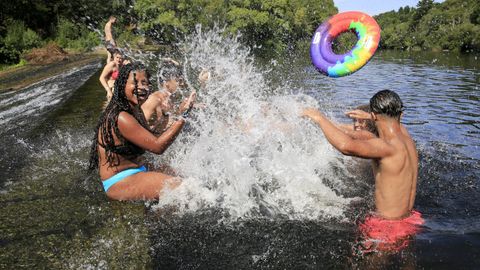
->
302, 108, 393, 159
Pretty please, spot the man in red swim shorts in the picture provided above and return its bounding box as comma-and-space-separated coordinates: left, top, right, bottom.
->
302, 90, 424, 253
358, 210, 423, 253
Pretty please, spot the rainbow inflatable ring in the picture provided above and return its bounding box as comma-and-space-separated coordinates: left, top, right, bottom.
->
310, 11, 381, 77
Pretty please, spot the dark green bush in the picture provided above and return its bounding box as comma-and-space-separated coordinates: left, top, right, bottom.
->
55, 18, 100, 52
0, 20, 42, 64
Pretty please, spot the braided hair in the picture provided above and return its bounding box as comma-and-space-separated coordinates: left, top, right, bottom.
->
89, 62, 150, 170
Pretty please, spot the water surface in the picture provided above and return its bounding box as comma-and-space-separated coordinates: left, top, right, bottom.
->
0, 32, 479, 269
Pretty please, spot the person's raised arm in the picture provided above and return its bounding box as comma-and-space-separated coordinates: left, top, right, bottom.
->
104, 21, 116, 46
118, 92, 195, 154
117, 112, 185, 155
343, 109, 377, 139
345, 109, 372, 120
99, 62, 114, 99
302, 108, 394, 159
141, 91, 169, 121
319, 114, 376, 140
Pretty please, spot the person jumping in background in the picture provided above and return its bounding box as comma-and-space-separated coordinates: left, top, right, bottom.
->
89, 62, 196, 201
104, 16, 117, 63
302, 90, 423, 252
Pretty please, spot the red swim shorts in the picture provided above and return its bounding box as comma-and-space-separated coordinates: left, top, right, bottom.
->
358, 210, 424, 253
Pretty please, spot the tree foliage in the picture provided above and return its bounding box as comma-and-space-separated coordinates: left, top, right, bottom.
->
1, 0, 337, 64
134, 0, 338, 54
0, 0, 134, 64
375, 0, 480, 52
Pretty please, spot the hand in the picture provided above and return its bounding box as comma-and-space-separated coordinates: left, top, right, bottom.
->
194, 102, 207, 109
198, 70, 211, 84
106, 91, 113, 101
143, 91, 164, 107
146, 91, 171, 110
301, 108, 322, 120
345, 109, 372, 120
163, 57, 180, 66
179, 91, 197, 115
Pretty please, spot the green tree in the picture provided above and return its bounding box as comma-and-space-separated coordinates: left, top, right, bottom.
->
375, 0, 479, 52
55, 18, 100, 52
471, 5, 480, 24
410, 0, 434, 30
133, 0, 337, 54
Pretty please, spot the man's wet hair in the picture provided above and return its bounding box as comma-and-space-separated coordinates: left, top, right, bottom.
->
370, 90, 404, 119
89, 62, 150, 170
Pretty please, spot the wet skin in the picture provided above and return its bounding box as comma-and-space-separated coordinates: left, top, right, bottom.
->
99, 53, 123, 100
97, 70, 195, 200
303, 109, 418, 219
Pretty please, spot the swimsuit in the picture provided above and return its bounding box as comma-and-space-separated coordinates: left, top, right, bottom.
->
102, 165, 147, 192
111, 70, 119, 80
357, 210, 424, 253
97, 109, 151, 193
98, 141, 146, 193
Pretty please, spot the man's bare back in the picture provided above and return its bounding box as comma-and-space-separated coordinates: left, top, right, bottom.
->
372, 124, 418, 219
303, 90, 418, 219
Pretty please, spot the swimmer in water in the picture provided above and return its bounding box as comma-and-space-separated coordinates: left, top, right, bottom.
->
336, 104, 378, 139
99, 49, 124, 102
89, 62, 196, 201
142, 60, 194, 133
302, 90, 422, 251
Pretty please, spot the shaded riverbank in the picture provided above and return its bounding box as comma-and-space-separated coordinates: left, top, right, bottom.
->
0, 53, 104, 92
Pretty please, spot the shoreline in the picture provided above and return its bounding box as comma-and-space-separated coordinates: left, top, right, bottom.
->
0, 52, 104, 92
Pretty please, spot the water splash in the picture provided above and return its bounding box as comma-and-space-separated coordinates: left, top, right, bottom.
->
150, 27, 356, 220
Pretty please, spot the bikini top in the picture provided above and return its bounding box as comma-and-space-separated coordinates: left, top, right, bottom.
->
111, 69, 119, 80
98, 138, 145, 161
98, 109, 149, 162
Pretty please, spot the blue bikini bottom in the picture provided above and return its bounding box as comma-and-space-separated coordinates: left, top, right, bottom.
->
102, 166, 147, 192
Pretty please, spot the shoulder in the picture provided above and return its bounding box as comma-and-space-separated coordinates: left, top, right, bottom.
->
104, 61, 116, 69
118, 111, 137, 126
117, 111, 143, 133
385, 136, 411, 157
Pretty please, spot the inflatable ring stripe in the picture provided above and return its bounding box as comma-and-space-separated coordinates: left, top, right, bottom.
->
310, 11, 381, 77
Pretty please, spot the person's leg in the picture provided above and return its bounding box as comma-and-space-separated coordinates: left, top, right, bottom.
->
106, 171, 181, 200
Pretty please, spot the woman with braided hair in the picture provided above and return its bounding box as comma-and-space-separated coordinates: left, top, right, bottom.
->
89, 62, 196, 200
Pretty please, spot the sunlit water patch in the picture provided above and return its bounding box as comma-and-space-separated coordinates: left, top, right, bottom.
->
0, 62, 101, 136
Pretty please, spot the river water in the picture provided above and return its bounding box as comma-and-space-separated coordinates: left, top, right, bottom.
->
0, 30, 479, 269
